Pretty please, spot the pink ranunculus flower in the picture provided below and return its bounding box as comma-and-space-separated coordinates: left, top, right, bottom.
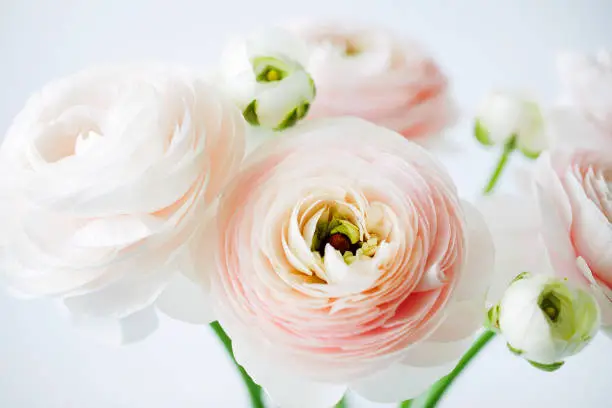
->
0, 66, 245, 343
291, 22, 457, 142
551, 50, 612, 149
535, 149, 612, 338
208, 118, 494, 407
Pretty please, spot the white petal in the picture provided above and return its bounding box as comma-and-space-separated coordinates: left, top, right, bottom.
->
261, 374, 346, 408
414, 263, 445, 292
547, 107, 609, 150
400, 334, 475, 367
475, 194, 552, 304
69, 305, 158, 345
323, 243, 350, 284
427, 299, 484, 342
534, 154, 584, 284
478, 91, 528, 143
74, 130, 105, 156
453, 200, 494, 301
72, 215, 165, 247
155, 272, 214, 324
498, 275, 562, 364
231, 335, 346, 408
246, 27, 309, 66
350, 360, 455, 403
256, 71, 313, 128
63, 264, 172, 319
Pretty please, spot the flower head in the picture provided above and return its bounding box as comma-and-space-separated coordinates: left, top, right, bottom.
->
205, 118, 494, 407
489, 272, 599, 370
221, 28, 315, 131
535, 148, 612, 338
0, 65, 245, 343
475, 91, 547, 158
291, 22, 456, 141
548, 50, 612, 151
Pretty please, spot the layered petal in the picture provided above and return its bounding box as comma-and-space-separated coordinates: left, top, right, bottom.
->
291, 22, 456, 142
207, 117, 493, 405
0, 65, 246, 340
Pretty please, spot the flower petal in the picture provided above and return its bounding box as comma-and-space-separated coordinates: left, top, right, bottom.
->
155, 272, 214, 324
476, 194, 552, 303
232, 335, 346, 408
453, 200, 494, 301
69, 305, 158, 345
350, 360, 455, 403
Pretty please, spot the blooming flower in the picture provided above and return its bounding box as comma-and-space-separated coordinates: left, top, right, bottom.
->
0, 66, 245, 343
291, 22, 456, 141
488, 272, 599, 371
535, 148, 612, 338
220, 28, 316, 132
474, 91, 547, 158
205, 117, 494, 407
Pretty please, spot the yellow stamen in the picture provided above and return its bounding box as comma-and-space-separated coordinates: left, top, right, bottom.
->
266, 70, 280, 81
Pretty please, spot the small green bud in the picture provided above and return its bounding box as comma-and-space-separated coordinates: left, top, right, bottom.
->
498, 273, 600, 370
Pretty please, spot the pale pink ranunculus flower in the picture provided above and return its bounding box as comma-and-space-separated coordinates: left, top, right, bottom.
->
207, 118, 493, 407
0, 66, 245, 343
291, 22, 457, 142
535, 148, 612, 338
551, 50, 612, 149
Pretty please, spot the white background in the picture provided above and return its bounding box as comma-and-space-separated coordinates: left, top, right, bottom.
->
1, 0, 611, 407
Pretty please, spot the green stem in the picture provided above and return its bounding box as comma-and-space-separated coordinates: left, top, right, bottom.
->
399, 331, 497, 408
210, 321, 266, 408
483, 136, 516, 194
334, 396, 347, 408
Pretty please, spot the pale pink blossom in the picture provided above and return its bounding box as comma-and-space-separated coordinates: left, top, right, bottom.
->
0, 66, 245, 343
535, 148, 612, 338
551, 50, 612, 149
207, 118, 493, 407
291, 22, 456, 142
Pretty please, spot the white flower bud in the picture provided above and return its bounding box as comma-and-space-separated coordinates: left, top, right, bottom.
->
221, 28, 316, 131
475, 91, 547, 158
489, 272, 600, 371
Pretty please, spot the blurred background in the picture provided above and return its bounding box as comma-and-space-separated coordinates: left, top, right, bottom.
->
1, 0, 611, 407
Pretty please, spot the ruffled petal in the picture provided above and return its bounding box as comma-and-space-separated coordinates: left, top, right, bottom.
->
350, 360, 455, 403
69, 305, 159, 345
156, 272, 214, 324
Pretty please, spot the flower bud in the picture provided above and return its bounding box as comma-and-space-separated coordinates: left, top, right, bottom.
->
475, 91, 547, 158
221, 28, 316, 131
488, 272, 600, 371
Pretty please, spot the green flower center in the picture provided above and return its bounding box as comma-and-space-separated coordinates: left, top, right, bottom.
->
539, 291, 561, 323
311, 215, 378, 264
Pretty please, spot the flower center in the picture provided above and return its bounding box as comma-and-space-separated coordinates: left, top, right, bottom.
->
538, 291, 561, 323
344, 40, 361, 56
310, 212, 378, 264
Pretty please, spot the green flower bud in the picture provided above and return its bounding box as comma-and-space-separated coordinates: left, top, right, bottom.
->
497, 272, 600, 370
475, 91, 548, 158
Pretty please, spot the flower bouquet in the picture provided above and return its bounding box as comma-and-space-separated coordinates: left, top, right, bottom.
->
0, 22, 609, 408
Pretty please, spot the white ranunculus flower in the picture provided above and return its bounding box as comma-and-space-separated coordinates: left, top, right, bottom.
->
0, 65, 246, 343
475, 91, 547, 158
220, 28, 316, 133
489, 272, 600, 371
